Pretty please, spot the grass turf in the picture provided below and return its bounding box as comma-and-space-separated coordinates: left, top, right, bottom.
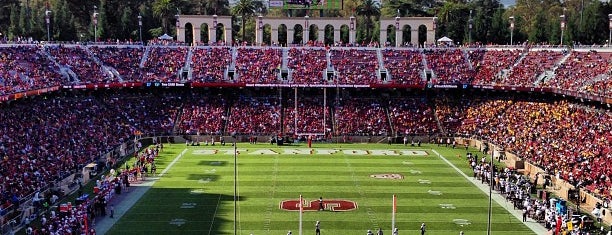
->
106, 143, 534, 235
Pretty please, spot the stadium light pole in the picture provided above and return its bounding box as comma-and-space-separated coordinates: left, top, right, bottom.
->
138, 13, 142, 44
560, 9, 566, 46
468, 10, 473, 45
509, 16, 514, 46
93, 6, 99, 43
45, 8, 51, 42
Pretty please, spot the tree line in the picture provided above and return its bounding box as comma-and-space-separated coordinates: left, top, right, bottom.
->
0, 0, 610, 45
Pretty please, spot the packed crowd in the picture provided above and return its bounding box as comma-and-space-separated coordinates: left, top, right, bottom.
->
449, 98, 612, 199
0, 45, 611, 100
468, 49, 522, 85
0, 45, 65, 95
0, 91, 188, 214
47, 45, 116, 83
388, 98, 438, 135
190, 47, 232, 83
0, 96, 131, 214
424, 49, 472, 84
330, 49, 379, 84
381, 49, 424, 85
287, 48, 328, 84
546, 51, 612, 96
225, 97, 281, 135
178, 97, 227, 135
235, 48, 282, 83
334, 99, 389, 136
89, 46, 144, 82
283, 97, 330, 134
101, 93, 182, 136
142, 46, 188, 82
503, 50, 565, 86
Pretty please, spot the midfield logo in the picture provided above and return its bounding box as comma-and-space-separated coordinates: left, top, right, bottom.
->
279, 199, 358, 212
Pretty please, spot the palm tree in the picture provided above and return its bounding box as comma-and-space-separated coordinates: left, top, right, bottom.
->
232, 0, 256, 42
356, 0, 381, 43
152, 0, 176, 34
205, 0, 230, 15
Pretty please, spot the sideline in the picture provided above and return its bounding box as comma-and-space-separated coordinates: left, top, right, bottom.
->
431, 149, 549, 235
94, 148, 189, 234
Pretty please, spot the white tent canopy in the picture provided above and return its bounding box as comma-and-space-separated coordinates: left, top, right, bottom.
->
158, 34, 173, 40
437, 36, 453, 42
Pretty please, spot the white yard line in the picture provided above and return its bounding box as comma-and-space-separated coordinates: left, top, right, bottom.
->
159, 148, 188, 177
95, 148, 188, 234
431, 149, 548, 235
207, 194, 223, 235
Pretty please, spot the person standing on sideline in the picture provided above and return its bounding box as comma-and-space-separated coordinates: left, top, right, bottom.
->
392, 228, 398, 235
376, 227, 383, 235
319, 197, 324, 211
420, 223, 426, 235
315, 221, 321, 235
522, 208, 527, 222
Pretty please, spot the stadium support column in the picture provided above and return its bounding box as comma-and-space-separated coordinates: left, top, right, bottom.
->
349, 16, 356, 44
318, 28, 325, 44
304, 15, 310, 45
209, 27, 217, 44
272, 28, 278, 45
608, 14, 611, 47
288, 28, 295, 44
256, 15, 263, 46
225, 26, 233, 45
379, 28, 387, 46
193, 27, 200, 45
411, 29, 419, 47
426, 29, 435, 46
395, 16, 400, 47
395, 30, 401, 47
333, 29, 340, 44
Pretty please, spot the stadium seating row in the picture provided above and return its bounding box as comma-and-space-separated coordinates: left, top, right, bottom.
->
2, 45, 608, 98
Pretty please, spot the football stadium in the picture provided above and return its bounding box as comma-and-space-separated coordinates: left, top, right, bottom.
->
0, 0, 611, 234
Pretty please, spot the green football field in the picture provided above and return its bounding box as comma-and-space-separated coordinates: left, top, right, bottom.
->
106, 143, 534, 235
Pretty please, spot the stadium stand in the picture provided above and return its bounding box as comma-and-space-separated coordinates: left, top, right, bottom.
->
141, 46, 188, 82
47, 45, 116, 83
0, 45, 65, 95
381, 49, 424, 85
190, 47, 232, 83
334, 98, 390, 136
387, 97, 438, 135
287, 48, 328, 84
178, 96, 227, 135
2, 44, 612, 234
546, 51, 612, 96
89, 46, 144, 82
225, 96, 281, 135
468, 49, 522, 85
503, 50, 565, 86
330, 48, 379, 84
283, 97, 330, 134
423, 49, 472, 84
235, 48, 282, 83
